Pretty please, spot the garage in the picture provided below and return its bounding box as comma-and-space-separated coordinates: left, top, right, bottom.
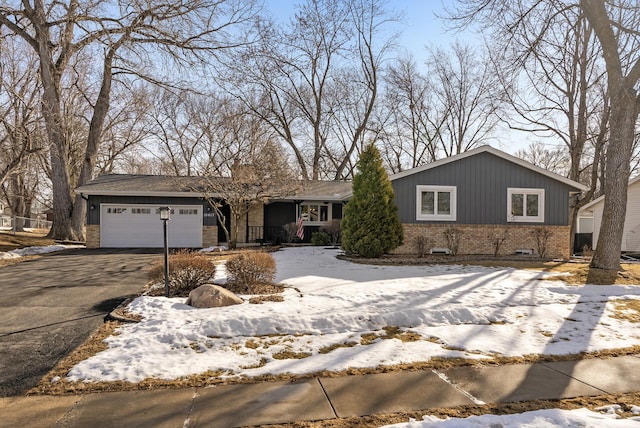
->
100, 204, 202, 248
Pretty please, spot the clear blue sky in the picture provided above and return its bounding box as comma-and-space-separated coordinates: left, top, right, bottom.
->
264, 0, 474, 63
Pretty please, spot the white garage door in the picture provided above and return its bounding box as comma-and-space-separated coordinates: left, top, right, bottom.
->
100, 204, 203, 248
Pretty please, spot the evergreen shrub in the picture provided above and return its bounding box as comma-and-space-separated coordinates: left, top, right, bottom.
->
311, 231, 331, 246
341, 144, 403, 258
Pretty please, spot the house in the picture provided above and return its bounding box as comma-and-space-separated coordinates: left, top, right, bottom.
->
388, 145, 587, 259
76, 146, 585, 258
578, 175, 640, 253
74, 174, 351, 248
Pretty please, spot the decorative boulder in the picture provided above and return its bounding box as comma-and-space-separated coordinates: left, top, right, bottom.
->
186, 284, 243, 308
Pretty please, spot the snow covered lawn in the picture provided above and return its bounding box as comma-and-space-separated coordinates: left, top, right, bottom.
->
68, 247, 640, 384
0, 243, 82, 259
383, 407, 640, 427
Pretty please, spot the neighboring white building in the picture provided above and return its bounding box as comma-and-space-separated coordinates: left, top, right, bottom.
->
579, 176, 640, 252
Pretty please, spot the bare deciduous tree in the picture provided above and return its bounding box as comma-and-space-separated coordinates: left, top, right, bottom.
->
96, 84, 154, 175
226, 0, 397, 180
491, 7, 609, 252
0, 0, 258, 241
448, 0, 640, 270
428, 41, 503, 156
199, 141, 301, 249
378, 55, 444, 172
0, 34, 43, 190
515, 143, 571, 176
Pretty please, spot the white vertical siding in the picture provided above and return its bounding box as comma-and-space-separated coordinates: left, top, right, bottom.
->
623, 179, 640, 252
582, 177, 640, 252
591, 204, 603, 250
576, 216, 593, 234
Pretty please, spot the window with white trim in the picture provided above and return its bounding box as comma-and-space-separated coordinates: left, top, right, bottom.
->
416, 185, 456, 221
300, 203, 330, 224
508, 188, 544, 222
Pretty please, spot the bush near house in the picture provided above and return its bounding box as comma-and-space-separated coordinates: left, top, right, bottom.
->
311, 231, 331, 246
341, 144, 403, 258
226, 252, 277, 293
321, 219, 342, 246
147, 250, 216, 297
282, 222, 298, 243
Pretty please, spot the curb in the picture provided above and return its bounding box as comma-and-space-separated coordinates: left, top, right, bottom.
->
105, 297, 141, 323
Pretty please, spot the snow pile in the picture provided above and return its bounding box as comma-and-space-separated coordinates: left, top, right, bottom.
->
67, 247, 640, 383
382, 408, 640, 427
0, 244, 83, 260
198, 246, 228, 253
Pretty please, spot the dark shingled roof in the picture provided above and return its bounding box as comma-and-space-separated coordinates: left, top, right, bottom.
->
75, 174, 352, 201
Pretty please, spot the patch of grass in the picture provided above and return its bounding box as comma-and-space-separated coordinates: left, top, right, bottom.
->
318, 342, 358, 354
0, 254, 41, 268
382, 326, 422, 342
30, 320, 640, 396
0, 230, 55, 252
540, 264, 640, 285
0, 231, 57, 267
249, 295, 285, 304
360, 326, 422, 345
189, 343, 206, 353
240, 358, 268, 370
272, 350, 311, 360
611, 299, 640, 323
245, 339, 260, 349
360, 332, 379, 345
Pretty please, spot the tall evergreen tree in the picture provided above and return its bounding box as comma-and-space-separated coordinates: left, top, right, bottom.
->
342, 144, 403, 257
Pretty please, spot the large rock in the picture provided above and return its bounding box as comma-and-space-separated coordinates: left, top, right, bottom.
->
186, 284, 243, 308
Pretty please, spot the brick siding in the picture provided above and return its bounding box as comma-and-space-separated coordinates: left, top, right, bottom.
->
86, 224, 100, 248
393, 224, 571, 259
202, 226, 218, 247
234, 204, 265, 244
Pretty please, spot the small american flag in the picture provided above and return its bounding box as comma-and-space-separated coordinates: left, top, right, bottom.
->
296, 216, 305, 240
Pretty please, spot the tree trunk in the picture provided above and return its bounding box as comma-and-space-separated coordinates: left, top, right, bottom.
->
40, 68, 78, 241
70, 50, 116, 240
30, 4, 78, 242
590, 88, 638, 270
8, 176, 26, 232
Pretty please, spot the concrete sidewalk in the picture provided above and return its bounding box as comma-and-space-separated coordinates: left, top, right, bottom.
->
2, 355, 639, 427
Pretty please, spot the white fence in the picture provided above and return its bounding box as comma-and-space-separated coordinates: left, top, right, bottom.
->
0, 215, 52, 232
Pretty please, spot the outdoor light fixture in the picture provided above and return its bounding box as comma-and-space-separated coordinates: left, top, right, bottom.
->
159, 206, 171, 220
159, 207, 171, 297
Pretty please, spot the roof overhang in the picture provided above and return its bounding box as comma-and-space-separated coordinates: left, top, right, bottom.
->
75, 174, 351, 202
75, 189, 207, 198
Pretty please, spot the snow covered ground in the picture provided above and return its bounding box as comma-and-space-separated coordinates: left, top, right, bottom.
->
68, 247, 640, 383
62, 246, 640, 426
383, 407, 640, 427
0, 243, 83, 259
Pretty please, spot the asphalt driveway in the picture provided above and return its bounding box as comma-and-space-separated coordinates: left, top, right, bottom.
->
0, 248, 161, 397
